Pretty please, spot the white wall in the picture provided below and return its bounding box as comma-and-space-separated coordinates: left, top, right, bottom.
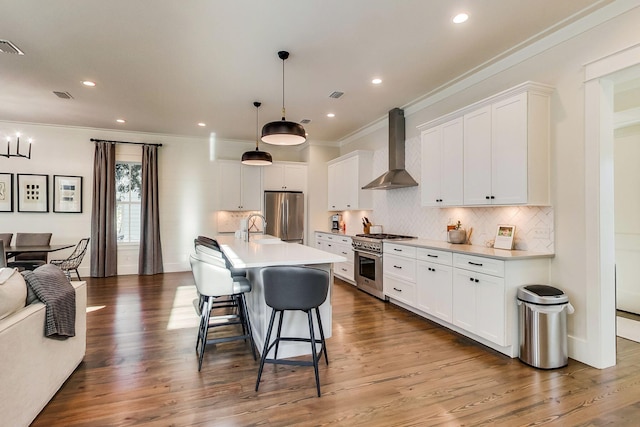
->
615, 124, 640, 313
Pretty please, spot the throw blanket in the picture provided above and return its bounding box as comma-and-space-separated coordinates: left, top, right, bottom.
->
22, 265, 76, 339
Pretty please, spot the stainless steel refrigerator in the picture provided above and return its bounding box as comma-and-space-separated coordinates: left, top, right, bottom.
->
264, 191, 304, 243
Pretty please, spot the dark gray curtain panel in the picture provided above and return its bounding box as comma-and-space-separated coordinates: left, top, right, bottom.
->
138, 145, 164, 275
90, 141, 118, 277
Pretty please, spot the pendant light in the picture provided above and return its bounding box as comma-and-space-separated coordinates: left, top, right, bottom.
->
241, 101, 273, 165
261, 51, 306, 146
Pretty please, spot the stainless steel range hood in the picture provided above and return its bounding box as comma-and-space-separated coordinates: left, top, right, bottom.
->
362, 108, 418, 190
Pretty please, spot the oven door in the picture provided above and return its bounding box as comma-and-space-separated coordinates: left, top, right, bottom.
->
354, 249, 385, 300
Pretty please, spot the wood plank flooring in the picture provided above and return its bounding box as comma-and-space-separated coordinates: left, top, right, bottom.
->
33, 273, 640, 426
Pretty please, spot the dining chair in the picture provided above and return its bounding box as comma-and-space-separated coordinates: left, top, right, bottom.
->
7, 233, 52, 271
255, 266, 330, 397
0, 243, 6, 268
49, 238, 90, 280
0, 233, 12, 248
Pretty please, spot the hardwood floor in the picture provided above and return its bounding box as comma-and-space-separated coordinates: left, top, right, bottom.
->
34, 273, 640, 426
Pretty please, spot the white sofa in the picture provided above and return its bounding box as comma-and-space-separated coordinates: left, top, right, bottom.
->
0, 280, 87, 427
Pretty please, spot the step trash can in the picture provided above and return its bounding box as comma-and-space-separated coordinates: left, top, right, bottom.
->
517, 284, 574, 369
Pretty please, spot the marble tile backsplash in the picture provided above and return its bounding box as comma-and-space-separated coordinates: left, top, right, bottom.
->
363, 136, 555, 253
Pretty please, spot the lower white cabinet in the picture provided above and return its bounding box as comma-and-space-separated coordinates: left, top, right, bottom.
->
315, 232, 354, 283
452, 267, 506, 345
386, 243, 550, 358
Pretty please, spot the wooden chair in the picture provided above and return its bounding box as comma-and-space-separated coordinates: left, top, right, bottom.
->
7, 233, 52, 271
0, 233, 12, 248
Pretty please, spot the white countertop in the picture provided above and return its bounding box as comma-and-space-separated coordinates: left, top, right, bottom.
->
389, 238, 554, 260
216, 234, 346, 268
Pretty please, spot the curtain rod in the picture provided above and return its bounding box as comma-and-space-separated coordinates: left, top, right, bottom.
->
90, 138, 163, 147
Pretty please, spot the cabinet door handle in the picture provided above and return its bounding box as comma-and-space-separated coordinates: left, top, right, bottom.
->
393, 265, 402, 269
490, 196, 495, 199
393, 287, 402, 292
468, 261, 483, 267
485, 196, 490, 200
427, 254, 438, 258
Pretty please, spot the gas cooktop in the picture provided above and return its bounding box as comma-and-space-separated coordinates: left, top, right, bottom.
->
354, 233, 416, 240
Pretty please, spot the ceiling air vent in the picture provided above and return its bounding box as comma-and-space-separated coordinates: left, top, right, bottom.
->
300, 119, 312, 124
53, 91, 74, 99
0, 40, 24, 55
329, 91, 344, 99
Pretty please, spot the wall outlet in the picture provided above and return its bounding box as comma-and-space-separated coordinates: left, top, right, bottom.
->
532, 227, 550, 240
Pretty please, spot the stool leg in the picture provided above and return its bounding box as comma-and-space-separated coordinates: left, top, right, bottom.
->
256, 308, 278, 392
315, 307, 329, 365
197, 296, 213, 372
240, 293, 257, 360
307, 309, 321, 397
274, 310, 284, 360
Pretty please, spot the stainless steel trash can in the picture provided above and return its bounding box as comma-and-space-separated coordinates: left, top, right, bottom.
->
517, 285, 570, 369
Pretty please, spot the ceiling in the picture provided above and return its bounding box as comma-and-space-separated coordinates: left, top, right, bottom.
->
0, 0, 615, 144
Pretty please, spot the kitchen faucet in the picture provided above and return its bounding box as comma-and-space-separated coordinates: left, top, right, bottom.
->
245, 213, 267, 242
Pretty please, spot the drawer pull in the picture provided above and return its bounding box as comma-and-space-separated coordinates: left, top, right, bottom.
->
469, 277, 480, 283
393, 287, 402, 292
341, 251, 348, 255
393, 265, 402, 269
427, 254, 438, 258
468, 261, 483, 267
341, 268, 347, 272
393, 248, 403, 252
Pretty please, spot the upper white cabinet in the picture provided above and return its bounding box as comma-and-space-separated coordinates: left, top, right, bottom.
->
217, 160, 262, 211
327, 151, 373, 211
420, 117, 464, 206
263, 162, 307, 192
418, 82, 553, 207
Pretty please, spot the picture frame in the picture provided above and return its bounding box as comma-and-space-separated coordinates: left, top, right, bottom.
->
0, 173, 14, 212
494, 224, 516, 250
17, 173, 49, 212
53, 175, 83, 213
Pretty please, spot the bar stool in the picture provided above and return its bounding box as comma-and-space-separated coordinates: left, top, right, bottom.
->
195, 236, 247, 277
255, 266, 330, 397
189, 252, 256, 371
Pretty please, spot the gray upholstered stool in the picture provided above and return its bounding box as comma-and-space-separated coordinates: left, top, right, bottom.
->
189, 252, 256, 371
255, 266, 330, 397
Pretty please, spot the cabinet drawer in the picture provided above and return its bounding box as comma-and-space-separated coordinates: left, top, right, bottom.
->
453, 253, 504, 277
335, 236, 352, 245
416, 248, 453, 265
383, 275, 416, 306
383, 254, 416, 282
384, 243, 417, 258
335, 261, 354, 281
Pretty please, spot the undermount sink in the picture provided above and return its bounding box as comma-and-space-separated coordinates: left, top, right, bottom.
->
252, 237, 283, 244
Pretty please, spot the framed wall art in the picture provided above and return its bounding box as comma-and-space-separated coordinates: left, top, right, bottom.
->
17, 173, 49, 212
53, 175, 83, 213
0, 173, 13, 212
494, 224, 516, 250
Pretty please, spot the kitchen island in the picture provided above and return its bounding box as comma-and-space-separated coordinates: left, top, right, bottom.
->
215, 234, 346, 358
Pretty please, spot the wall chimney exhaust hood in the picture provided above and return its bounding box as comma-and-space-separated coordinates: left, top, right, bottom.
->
362, 108, 418, 190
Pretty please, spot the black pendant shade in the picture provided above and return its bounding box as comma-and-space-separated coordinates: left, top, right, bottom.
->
242, 101, 273, 166
261, 51, 306, 146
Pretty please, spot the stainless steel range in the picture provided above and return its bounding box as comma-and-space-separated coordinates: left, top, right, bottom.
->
352, 233, 415, 300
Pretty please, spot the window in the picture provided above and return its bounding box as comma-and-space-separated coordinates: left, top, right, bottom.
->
116, 161, 142, 243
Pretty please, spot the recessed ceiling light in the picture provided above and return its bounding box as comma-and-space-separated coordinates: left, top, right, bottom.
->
198, 122, 206, 127
372, 78, 382, 85
453, 13, 469, 24
116, 119, 126, 123
327, 113, 335, 118
82, 80, 96, 87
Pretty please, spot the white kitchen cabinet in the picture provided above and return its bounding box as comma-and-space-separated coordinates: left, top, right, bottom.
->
418, 82, 552, 207
463, 90, 551, 205
217, 160, 261, 211
381, 242, 550, 357
421, 118, 464, 207
416, 248, 453, 322
383, 243, 417, 308
327, 151, 373, 211
452, 265, 506, 345
315, 232, 354, 283
263, 162, 307, 192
